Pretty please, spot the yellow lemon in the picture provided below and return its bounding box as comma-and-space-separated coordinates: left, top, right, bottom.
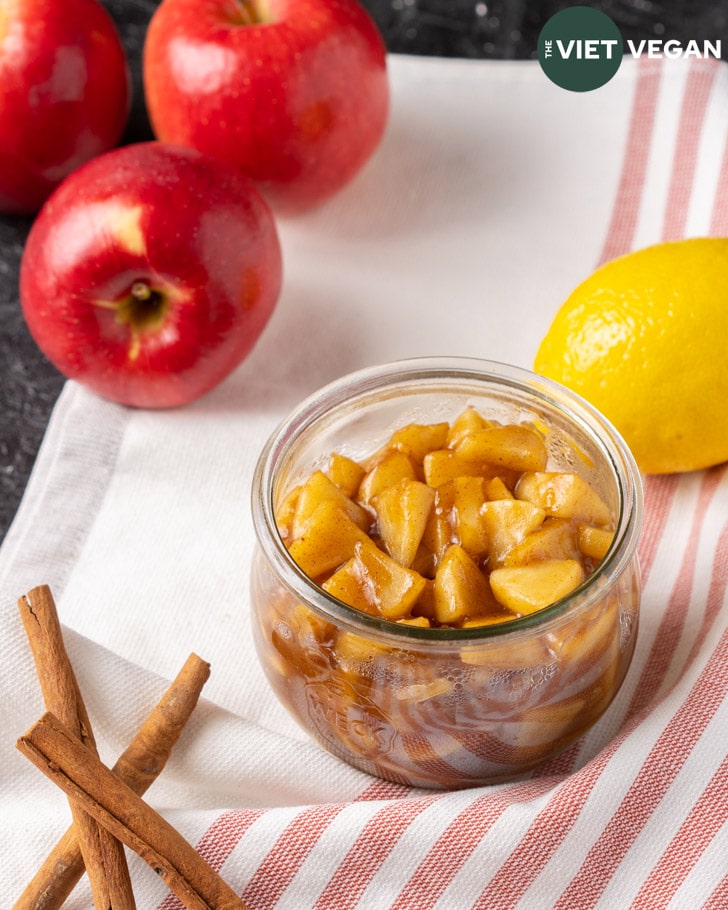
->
534, 238, 728, 474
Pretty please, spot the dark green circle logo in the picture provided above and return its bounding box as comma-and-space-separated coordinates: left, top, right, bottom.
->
538, 6, 623, 92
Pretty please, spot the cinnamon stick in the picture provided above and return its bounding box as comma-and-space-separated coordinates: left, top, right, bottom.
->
17, 712, 249, 910
18, 585, 136, 909
15, 652, 211, 910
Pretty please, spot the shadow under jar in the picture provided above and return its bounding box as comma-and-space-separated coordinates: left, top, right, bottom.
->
251, 358, 643, 789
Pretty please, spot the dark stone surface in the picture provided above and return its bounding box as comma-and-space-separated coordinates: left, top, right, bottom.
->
362, 0, 728, 60
1, 1, 726, 543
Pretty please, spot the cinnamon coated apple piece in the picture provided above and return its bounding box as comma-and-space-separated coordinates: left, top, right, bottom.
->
396, 676, 454, 705
446, 406, 493, 448
275, 485, 301, 542
420, 507, 452, 570
292, 470, 371, 539
432, 545, 500, 625
479, 499, 546, 566
490, 559, 586, 615
577, 524, 615, 562
334, 629, 392, 671
515, 472, 611, 525
484, 476, 514, 501
322, 558, 380, 616
372, 478, 435, 568
550, 594, 620, 670
502, 518, 580, 568
388, 421, 450, 466
460, 626, 555, 668
455, 424, 548, 474
324, 541, 427, 620
436, 476, 489, 559
422, 449, 487, 487
288, 501, 372, 578
358, 450, 417, 503
505, 694, 588, 752
326, 452, 366, 499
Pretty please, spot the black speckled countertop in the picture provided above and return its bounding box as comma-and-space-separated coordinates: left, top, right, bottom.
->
1, 0, 726, 543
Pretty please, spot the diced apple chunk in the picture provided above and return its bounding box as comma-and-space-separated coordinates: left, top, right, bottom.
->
338, 541, 427, 621
326, 452, 365, 499
422, 449, 485, 486
490, 559, 586, 615
484, 476, 513, 501
516, 472, 612, 526
410, 544, 437, 578
388, 422, 449, 464
446, 406, 492, 448
412, 578, 436, 619
508, 696, 587, 749
433, 545, 497, 624
398, 615, 431, 628
396, 677, 453, 703
288, 502, 372, 579
275, 484, 301, 541
335, 629, 391, 670
287, 602, 333, 644
420, 507, 452, 566
359, 451, 417, 503
456, 425, 548, 473
503, 518, 579, 567
479, 499, 546, 566
438, 476, 489, 558
323, 560, 378, 615
462, 614, 514, 627
373, 478, 436, 567
460, 634, 551, 667
292, 470, 370, 539
551, 594, 620, 669
577, 524, 615, 562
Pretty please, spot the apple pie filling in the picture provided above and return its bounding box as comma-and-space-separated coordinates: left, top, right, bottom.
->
275, 408, 616, 627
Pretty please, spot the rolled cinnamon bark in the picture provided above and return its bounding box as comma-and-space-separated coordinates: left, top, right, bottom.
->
18, 585, 136, 909
18, 712, 249, 910
14, 651, 210, 910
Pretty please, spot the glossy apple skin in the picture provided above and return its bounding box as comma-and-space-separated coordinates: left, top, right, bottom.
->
143, 0, 389, 213
0, 0, 130, 215
20, 142, 283, 408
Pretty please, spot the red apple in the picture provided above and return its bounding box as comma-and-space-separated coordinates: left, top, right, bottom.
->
20, 142, 282, 408
143, 0, 389, 213
0, 0, 130, 215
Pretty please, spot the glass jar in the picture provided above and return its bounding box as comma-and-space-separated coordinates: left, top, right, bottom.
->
250, 358, 643, 789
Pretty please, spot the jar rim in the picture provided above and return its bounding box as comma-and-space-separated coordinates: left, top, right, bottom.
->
251, 356, 644, 644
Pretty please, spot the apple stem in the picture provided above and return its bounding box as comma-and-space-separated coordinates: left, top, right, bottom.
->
231, 0, 262, 25
131, 281, 153, 302
116, 280, 168, 334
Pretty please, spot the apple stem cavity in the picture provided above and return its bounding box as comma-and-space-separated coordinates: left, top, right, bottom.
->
116, 280, 169, 333
228, 0, 270, 26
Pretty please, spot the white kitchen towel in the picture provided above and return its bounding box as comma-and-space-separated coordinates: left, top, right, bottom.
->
2, 53, 728, 909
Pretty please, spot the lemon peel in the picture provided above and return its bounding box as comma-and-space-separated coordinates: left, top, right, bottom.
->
534, 238, 728, 474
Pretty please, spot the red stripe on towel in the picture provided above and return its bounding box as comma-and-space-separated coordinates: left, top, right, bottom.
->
598, 57, 661, 264
391, 778, 556, 909
631, 753, 728, 906
241, 803, 349, 909
553, 624, 728, 910
662, 62, 720, 240
709, 130, 728, 233
156, 809, 264, 909
628, 469, 725, 720
314, 793, 443, 909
